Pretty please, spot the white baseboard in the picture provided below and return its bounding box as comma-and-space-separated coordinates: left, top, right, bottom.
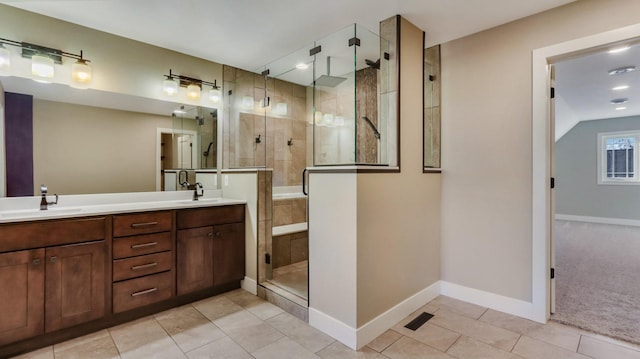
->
555, 214, 640, 227
440, 281, 538, 322
309, 308, 357, 349
309, 281, 441, 350
241, 276, 257, 295
356, 281, 441, 349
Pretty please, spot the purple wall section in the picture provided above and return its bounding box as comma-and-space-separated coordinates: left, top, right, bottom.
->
5, 92, 34, 197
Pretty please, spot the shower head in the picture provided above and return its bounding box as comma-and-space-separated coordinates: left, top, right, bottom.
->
314, 56, 346, 88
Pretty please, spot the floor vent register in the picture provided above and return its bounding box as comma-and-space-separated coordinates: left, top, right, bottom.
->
404, 312, 434, 331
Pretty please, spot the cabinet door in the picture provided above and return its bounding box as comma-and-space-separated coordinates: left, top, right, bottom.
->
0, 249, 44, 346
45, 241, 107, 332
213, 223, 245, 286
177, 227, 214, 295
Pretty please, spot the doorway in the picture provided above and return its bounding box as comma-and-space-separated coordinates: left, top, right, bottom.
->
532, 23, 640, 335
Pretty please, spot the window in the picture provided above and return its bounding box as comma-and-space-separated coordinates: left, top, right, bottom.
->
598, 131, 640, 184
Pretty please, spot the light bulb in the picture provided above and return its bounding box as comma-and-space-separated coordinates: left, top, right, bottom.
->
208, 88, 221, 103
31, 54, 54, 82
163, 78, 178, 97
0, 45, 10, 76
70, 59, 91, 89
187, 84, 201, 100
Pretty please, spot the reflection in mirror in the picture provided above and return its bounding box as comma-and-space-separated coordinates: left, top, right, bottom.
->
424, 44, 441, 169
1, 76, 219, 195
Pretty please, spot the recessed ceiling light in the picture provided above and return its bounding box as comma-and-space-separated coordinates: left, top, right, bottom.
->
613, 85, 630, 91
608, 46, 631, 54
608, 66, 636, 75
296, 63, 309, 70
616, 106, 627, 110
610, 98, 629, 105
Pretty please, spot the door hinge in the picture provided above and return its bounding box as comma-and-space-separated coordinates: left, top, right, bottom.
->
265, 253, 271, 264
551, 177, 555, 189
550, 87, 555, 99
550, 267, 555, 279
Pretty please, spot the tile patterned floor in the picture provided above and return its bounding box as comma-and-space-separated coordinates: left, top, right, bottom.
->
12, 292, 640, 359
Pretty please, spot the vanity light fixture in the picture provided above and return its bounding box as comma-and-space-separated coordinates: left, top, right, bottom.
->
208, 88, 221, 103
163, 69, 220, 103
0, 36, 91, 87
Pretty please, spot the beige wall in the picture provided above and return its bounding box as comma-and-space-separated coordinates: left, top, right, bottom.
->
33, 100, 173, 194
356, 17, 441, 327
441, 0, 640, 301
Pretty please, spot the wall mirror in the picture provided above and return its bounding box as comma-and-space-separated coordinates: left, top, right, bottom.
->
424, 44, 441, 170
1, 76, 219, 195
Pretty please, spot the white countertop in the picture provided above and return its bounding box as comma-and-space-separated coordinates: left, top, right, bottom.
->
0, 191, 246, 223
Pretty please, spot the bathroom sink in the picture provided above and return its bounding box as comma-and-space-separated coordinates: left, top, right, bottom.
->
175, 198, 221, 205
0, 207, 83, 219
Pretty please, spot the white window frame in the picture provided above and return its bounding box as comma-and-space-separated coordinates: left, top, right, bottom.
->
597, 130, 640, 185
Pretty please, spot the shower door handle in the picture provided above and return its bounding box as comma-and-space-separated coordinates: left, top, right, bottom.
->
302, 168, 308, 196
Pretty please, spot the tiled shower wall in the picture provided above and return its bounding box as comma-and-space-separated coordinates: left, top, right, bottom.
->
223, 65, 308, 187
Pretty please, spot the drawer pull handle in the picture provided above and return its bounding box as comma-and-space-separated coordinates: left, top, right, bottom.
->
50, 256, 57, 263
130, 221, 158, 228
32, 258, 41, 266
131, 242, 158, 249
131, 287, 158, 297
131, 262, 158, 270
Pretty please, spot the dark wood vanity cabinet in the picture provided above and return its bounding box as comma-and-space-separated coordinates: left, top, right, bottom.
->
176, 205, 245, 295
0, 218, 107, 346
112, 211, 174, 313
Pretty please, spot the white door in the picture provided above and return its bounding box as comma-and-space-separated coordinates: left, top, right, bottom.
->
178, 135, 192, 168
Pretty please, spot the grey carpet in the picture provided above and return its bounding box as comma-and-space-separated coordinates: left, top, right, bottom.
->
552, 220, 640, 344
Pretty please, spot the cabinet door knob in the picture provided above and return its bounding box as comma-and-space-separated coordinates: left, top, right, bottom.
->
215, 232, 221, 237
32, 258, 41, 266
50, 256, 57, 263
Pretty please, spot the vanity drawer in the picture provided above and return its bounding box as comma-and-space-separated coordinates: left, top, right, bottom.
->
112, 270, 173, 313
113, 251, 172, 282
112, 232, 172, 259
177, 205, 245, 229
113, 211, 172, 237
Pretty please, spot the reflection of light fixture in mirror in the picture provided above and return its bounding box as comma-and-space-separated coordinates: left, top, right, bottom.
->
608, 46, 630, 54
323, 113, 335, 127
335, 116, 345, 127
187, 84, 201, 100
314, 111, 323, 125
31, 54, 54, 82
0, 37, 91, 86
208, 88, 221, 103
0, 44, 10, 75
296, 63, 309, 70
70, 56, 92, 89
242, 96, 254, 109
275, 102, 288, 115
163, 77, 178, 96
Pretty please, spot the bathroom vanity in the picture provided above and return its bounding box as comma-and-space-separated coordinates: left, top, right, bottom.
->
0, 196, 246, 357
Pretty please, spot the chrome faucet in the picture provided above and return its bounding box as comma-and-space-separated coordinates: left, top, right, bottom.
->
193, 182, 204, 201
40, 184, 58, 210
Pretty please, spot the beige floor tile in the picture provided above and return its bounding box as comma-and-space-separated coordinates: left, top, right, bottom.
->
267, 312, 335, 352
213, 309, 284, 353
392, 321, 460, 352
185, 336, 253, 359
512, 336, 591, 359
53, 330, 120, 359
479, 309, 542, 334
430, 296, 488, 319
429, 309, 520, 351
578, 335, 640, 359
317, 341, 383, 358
581, 332, 640, 352
192, 295, 244, 322
155, 305, 226, 353
246, 301, 285, 320
366, 329, 403, 352
446, 336, 524, 359
524, 322, 581, 351
109, 317, 186, 359
382, 336, 454, 359
10, 346, 54, 359
252, 337, 320, 358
